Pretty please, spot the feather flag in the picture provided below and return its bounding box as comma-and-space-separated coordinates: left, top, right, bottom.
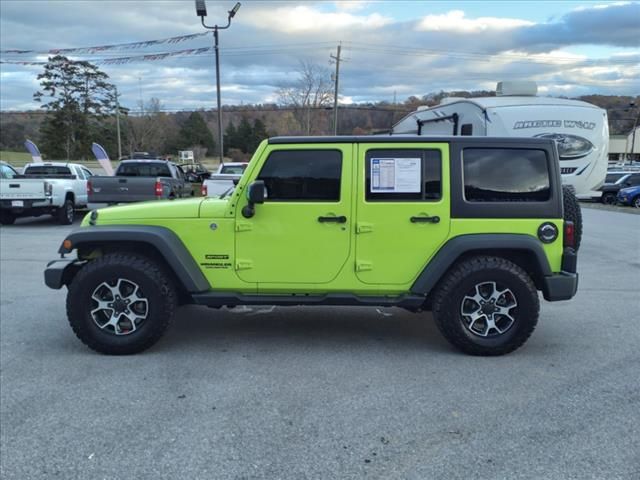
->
24, 139, 43, 163
91, 143, 115, 176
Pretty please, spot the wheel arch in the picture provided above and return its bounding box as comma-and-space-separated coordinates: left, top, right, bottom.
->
58, 226, 210, 294
411, 234, 552, 297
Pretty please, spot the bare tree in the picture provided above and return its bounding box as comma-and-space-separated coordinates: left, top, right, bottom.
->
127, 98, 176, 155
277, 61, 334, 135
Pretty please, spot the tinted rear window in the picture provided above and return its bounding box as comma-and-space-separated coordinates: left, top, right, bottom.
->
24, 165, 71, 175
220, 165, 246, 175
463, 148, 550, 202
117, 163, 172, 177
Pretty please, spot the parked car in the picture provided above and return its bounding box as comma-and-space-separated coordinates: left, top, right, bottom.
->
201, 162, 248, 197
88, 159, 192, 206
46, 136, 578, 356
599, 172, 640, 204
617, 185, 640, 208
0, 161, 93, 225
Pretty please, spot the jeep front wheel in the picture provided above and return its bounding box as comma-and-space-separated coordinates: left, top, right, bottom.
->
431, 256, 539, 356
66, 253, 177, 354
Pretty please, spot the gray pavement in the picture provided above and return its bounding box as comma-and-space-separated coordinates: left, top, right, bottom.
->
1, 209, 639, 480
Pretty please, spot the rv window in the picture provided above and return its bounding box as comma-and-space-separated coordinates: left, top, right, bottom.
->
463, 148, 550, 202
365, 149, 441, 201
461, 124, 473, 136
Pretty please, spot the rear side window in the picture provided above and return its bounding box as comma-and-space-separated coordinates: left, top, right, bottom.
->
365, 149, 441, 201
627, 174, 640, 186
257, 150, 342, 201
117, 162, 172, 178
24, 165, 71, 175
463, 148, 550, 202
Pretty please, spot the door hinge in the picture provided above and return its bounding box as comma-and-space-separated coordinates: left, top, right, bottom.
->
235, 223, 253, 232
235, 259, 253, 270
355, 261, 373, 272
356, 222, 373, 234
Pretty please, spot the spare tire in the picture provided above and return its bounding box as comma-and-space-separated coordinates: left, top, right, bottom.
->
562, 185, 582, 251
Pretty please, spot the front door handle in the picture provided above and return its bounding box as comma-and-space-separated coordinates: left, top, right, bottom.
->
318, 215, 347, 223
410, 215, 440, 224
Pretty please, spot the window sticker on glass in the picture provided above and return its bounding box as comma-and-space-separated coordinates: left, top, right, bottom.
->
370, 158, 421, 193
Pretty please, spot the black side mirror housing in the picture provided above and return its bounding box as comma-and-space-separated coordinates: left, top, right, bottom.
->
242, 180, 266, 218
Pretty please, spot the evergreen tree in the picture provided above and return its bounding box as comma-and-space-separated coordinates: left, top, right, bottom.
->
223, 121, 238, 154
174, 111, 215, 155
34, 55, 116, 159
237, 116, 253, 153
248, 118, 269, 153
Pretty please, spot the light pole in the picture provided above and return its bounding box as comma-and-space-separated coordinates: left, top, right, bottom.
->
196, 0, 240, 166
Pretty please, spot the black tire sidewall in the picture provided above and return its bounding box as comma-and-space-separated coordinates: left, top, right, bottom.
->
602, 193, 616, 204
68, 258, 173, 354
447, 268, 538, 349
57, 199, 74, 225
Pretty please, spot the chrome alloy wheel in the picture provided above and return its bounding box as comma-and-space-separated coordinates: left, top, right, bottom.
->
90, 279, 149, 335
460, 281, 518, 337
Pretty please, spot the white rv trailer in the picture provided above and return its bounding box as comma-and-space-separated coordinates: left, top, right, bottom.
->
391, 82, 609, 197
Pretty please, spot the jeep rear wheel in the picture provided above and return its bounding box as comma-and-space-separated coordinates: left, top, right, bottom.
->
431, 256, 539, 356
66, 253, 177, 354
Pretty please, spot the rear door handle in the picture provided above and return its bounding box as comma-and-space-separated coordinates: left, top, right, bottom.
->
410, 215, 440, 224
318, 215, 347, 223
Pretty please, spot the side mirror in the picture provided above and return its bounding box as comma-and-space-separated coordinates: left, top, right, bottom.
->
242, 180, 266, 218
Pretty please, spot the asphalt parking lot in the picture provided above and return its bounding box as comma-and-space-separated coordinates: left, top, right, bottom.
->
1, 208, 639, 480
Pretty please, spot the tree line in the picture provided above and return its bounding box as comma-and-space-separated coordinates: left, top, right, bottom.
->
0, 55, 638, 160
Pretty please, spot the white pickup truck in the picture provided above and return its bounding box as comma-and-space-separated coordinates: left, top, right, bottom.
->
201, 162, 248, 197
0, 161, 94, 225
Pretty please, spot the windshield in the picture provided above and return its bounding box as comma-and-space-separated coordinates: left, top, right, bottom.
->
24, 165, 71, 175
117, 162, 172, 177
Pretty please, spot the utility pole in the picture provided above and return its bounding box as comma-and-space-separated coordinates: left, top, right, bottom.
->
196, 1, 241, 165
330, 43, 342, 135
115, 87, 122, 160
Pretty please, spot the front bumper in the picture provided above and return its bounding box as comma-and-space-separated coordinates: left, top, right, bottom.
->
542, 247, 578, 301
44, 258, 84, 289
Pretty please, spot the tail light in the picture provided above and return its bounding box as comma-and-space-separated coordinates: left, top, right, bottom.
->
86, 180, 92, 196
154, 180, 163, 198
564, 221, 575, 248
44, 181, 53, 197
201, 183, 208, 196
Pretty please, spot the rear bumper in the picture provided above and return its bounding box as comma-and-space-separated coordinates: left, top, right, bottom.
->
542, 248, 578, 301
44, 259, 83, 289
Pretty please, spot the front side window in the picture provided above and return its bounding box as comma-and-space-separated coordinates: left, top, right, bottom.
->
365, 149, 441, 201
257, 150, 342, 201
463, 148, 550, 202
82, 168, 93, 178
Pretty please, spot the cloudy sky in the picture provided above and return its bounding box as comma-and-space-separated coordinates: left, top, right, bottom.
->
1, 0, 639, 111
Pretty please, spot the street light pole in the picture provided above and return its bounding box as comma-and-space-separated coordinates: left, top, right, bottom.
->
196, 1, 241, 166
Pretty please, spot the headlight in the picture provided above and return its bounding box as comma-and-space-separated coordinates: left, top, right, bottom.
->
534, 133, 595, 160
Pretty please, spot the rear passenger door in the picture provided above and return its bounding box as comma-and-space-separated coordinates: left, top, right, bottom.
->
355, 143, 450, 285
235, 145, 353, 286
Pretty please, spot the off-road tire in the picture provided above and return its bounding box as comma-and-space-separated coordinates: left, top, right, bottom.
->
0, 211, 16, 225
57, 199, 75, 225
563, 185, 582, 251
66, 253, 177, 355
431, 256, 540, 356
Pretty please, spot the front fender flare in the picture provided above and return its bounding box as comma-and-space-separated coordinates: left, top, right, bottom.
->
58, 225, 210, 293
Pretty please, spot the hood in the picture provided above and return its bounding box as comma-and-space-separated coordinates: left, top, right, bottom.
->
90, 197, 204, 222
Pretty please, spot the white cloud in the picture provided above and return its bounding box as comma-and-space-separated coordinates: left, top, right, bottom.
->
416, 10, 534, 33
242, 5, 392, 33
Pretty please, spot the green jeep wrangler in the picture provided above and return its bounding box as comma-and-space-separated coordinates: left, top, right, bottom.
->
45, 136, 579, 356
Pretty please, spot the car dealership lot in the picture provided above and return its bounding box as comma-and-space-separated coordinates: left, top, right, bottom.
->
1, 209, 638, 480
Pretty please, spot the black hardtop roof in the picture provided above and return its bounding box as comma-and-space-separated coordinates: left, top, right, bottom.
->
268, 135, 555, 147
